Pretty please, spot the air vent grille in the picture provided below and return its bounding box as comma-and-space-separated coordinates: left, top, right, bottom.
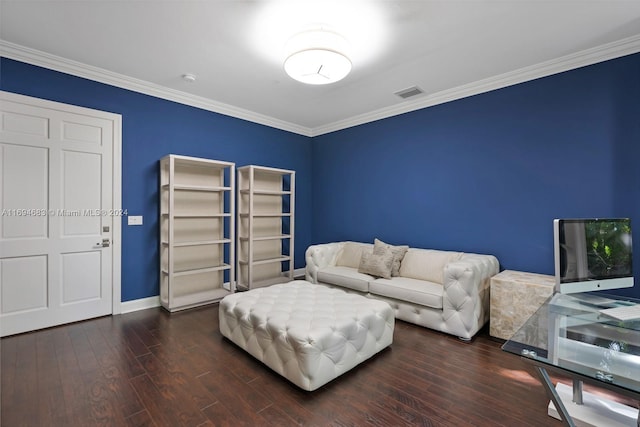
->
394, 86, 424, 99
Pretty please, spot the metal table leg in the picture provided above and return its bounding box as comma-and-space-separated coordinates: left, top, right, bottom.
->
535, 366, 577, 427
573, 379, 583, 405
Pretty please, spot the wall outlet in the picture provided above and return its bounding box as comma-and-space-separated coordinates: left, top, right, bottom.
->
128, 215, 143, 226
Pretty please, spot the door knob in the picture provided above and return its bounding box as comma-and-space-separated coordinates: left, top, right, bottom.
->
96, 238, 110, 247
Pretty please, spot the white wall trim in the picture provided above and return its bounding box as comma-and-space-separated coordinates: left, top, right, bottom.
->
111, 113, 123, 315
120, 296, 161, 314
311, 34, 640, 136
0, 40, 312, 137
3, 34, 639, 138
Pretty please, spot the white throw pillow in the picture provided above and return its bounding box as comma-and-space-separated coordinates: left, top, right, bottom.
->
399, 249, 463, 284
336, 242, 367, 268
358, 248, 394, 279
374, 238, 409, 277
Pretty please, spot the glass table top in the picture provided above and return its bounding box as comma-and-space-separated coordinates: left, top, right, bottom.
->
502, 292, 640, 396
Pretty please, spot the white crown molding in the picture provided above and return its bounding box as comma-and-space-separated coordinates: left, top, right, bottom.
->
0, 40, 313, 137
2, 35, 640, 139
310, 34, 640, 137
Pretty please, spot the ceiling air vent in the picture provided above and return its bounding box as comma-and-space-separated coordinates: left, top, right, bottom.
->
394, 86, 424, 99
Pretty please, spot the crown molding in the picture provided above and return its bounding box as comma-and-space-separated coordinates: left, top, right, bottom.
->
0, 40, 313, 137
310, 34, 640, 137
2, 35, 640, 139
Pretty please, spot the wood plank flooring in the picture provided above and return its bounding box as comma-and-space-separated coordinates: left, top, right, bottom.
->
0, 304, 632, 426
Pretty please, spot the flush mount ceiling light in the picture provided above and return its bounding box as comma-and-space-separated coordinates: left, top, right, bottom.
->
284, 29, 352, 85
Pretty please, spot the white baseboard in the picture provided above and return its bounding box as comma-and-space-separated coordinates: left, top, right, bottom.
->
120, 296, 160, 313
119, 276, 305, 314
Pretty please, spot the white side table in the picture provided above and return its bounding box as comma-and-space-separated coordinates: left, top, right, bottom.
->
490, 270, 555, 340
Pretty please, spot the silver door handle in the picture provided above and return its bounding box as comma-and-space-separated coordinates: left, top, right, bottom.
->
96, 238, 110, 248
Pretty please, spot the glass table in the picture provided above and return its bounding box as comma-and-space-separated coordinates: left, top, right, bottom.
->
502, 292, 640, 427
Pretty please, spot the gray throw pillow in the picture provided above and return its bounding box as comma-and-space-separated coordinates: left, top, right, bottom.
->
358, 248, 394, 279
374, 238, 409, 277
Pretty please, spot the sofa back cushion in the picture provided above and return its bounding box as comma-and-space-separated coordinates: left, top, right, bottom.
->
399, 249, 464, 284
335, 242, 371, 268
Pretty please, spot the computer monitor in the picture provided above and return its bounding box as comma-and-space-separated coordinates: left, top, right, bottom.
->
554, 218, 633, 294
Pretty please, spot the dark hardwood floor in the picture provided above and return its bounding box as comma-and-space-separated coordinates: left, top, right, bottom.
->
0, 304, 630, 426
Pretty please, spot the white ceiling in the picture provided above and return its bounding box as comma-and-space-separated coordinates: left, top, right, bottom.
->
2, 1, 640, 136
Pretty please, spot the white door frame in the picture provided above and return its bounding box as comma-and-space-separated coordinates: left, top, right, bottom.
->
0, 90, 123, 315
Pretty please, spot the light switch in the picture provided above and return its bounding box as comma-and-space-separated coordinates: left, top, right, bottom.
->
128, 215, 143, 226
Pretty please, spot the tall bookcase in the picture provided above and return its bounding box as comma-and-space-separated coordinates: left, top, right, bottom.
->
237, 165, 295, 290
160, 155, 235, 312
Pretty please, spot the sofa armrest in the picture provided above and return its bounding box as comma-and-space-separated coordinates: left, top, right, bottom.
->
442, 254, 499, 339
305, 242, 344, 283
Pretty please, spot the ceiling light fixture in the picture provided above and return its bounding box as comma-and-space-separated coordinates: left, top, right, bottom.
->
284, 29, 351, 85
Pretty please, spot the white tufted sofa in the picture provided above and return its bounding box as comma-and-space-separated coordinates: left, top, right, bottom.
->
306, 241, 499, 340
219, 281, 394, 391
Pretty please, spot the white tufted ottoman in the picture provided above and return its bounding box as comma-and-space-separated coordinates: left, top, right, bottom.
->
218, 280, 394, 391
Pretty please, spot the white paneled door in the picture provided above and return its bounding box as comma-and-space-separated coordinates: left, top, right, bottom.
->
0, 91, 122, 337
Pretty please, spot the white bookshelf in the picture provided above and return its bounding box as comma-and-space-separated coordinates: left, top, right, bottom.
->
237, 165, 295, 290
160, 155, 235, 311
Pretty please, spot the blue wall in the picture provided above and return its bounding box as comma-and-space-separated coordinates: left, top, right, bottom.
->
0, 58, 313, 302
312, 52, 640, 298
3, 52, 640, 301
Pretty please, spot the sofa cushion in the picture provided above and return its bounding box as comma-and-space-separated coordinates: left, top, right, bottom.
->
369, 277, 443, 309
335, 242, 369, 268
399, 249, 463, 284
317, 266, 372, 293
357, 248, 394, 279
374, 238, 409, 277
